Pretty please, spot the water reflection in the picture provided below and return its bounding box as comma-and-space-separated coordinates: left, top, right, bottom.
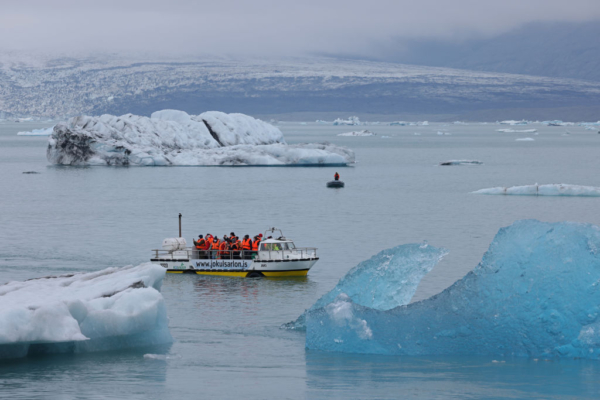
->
305, 351, 600, 399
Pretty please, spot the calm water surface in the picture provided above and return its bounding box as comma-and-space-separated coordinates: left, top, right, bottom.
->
1, 121, 599, 399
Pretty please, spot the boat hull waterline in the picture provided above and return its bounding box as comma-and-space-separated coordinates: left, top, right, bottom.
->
151, 258, 318, 277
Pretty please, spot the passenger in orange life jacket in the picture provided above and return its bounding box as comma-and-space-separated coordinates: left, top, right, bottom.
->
251, 235, 261, 257
241, 235, 253, 259
195, 235, 207, 258
211, 236, 221, 259
219, 238, 230, 259
231, 238, 242, 259
334, 172, 340, 181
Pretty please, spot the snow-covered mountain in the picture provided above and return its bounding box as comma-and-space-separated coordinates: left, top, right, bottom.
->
1, 54, 599, 119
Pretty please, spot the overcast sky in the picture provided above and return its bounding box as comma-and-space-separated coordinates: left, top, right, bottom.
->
1, 0, 599, 57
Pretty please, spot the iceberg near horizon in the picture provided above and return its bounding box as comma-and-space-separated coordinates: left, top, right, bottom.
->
305, 220, 600, 360
47, 110, 355, 166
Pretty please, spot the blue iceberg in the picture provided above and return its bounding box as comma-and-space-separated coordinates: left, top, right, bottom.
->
305, 220, 600, 359
283, 243, 447, 330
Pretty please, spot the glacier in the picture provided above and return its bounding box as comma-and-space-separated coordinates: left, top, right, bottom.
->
305, 220, 600, 359
282, 243, 447, 330
0, 263, 172, 359
473, 184, 600, 196
47, 110, 354, 166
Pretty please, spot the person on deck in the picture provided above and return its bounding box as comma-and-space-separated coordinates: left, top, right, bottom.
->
334, 172, 340, 181
251, 235, 261, 257
219, 239, 230, 259
211, 236, 221, 259
195, 235, 206, 258
242, 235, 253, 259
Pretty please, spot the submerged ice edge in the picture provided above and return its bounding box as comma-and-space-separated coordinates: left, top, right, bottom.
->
305, 220, 600, 360
282, 243, 447, 330
0, 263, 172, 359
47, 110, 355, 166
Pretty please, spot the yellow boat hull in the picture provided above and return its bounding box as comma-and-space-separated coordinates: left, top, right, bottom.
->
166, 269, 309, 277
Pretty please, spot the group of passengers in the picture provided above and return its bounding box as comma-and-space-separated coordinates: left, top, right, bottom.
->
193, 232, 263, 259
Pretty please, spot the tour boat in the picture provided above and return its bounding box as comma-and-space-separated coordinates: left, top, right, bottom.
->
150, 226, 319, 277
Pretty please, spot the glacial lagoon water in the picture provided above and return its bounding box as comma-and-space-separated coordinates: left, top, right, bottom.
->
1, 121, 600, 399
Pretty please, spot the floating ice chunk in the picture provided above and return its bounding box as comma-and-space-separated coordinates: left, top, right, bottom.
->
305, 220, 600, 359
439, 160, 483, 166
337, 130, 375, 137
17, 127, 55, 136
515, 137, 535, 141
496, 129, 537, 133
413, 132, 421, 136
389, 121, 408, 126
437, 131, 451, 135
47, 110, 354, 166
0, 263, 172, 359
500, 120, 528, 125
473, 183, 600, 196
143, 353, 181, 360
282, 243, 447, 330
333, 116, 361, 126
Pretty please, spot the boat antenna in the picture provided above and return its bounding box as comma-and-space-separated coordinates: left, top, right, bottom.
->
178, 213, 182, 238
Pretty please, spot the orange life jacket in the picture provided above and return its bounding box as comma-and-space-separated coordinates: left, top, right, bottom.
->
195, 239, 205, 250
219, 241, 230, 257
252, 239, 261, 251
242, 238, 252, 250
212, 239, 220, 252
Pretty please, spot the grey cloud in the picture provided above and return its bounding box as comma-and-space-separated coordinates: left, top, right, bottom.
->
1, 0, 599, 56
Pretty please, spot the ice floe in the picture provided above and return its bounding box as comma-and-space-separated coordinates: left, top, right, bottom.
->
47, 110, 354, 166
337, 130, 375, 137
515, 137, 535, 141
333, 116, 361, 126
305, 220, 600, 359
17, 127, 54, 136
0, 263, 172, 359
439, 160, 483, 166
473, 183, 600, 196
500, 120, 528, 125
437, 131, 451, 135
496, 129, 537, 133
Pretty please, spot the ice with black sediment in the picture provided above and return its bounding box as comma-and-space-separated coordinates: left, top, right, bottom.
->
47, 110, 354, 166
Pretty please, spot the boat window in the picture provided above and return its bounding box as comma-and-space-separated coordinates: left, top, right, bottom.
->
260, 243, 269, 251
272, 243, 282, 251
287, 242, 296, 249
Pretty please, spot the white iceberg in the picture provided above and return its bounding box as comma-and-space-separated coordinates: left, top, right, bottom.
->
439, 160, 483, 166
389, 121, 408, 126
0, 263, 172, 359
496, 128, 537, 133
515, 137, 535, 141
337, 130, 375, 137
47, 110, 354, 166
472, 183, 600, 197
333, 116, 361, 126
500, 120, 528, 125
17, 127, 55, 136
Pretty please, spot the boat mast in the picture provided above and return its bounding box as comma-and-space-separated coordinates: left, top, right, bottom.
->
178, 213, 182, 238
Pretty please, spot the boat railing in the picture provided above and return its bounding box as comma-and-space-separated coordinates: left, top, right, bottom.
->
152, 247, 318, 261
